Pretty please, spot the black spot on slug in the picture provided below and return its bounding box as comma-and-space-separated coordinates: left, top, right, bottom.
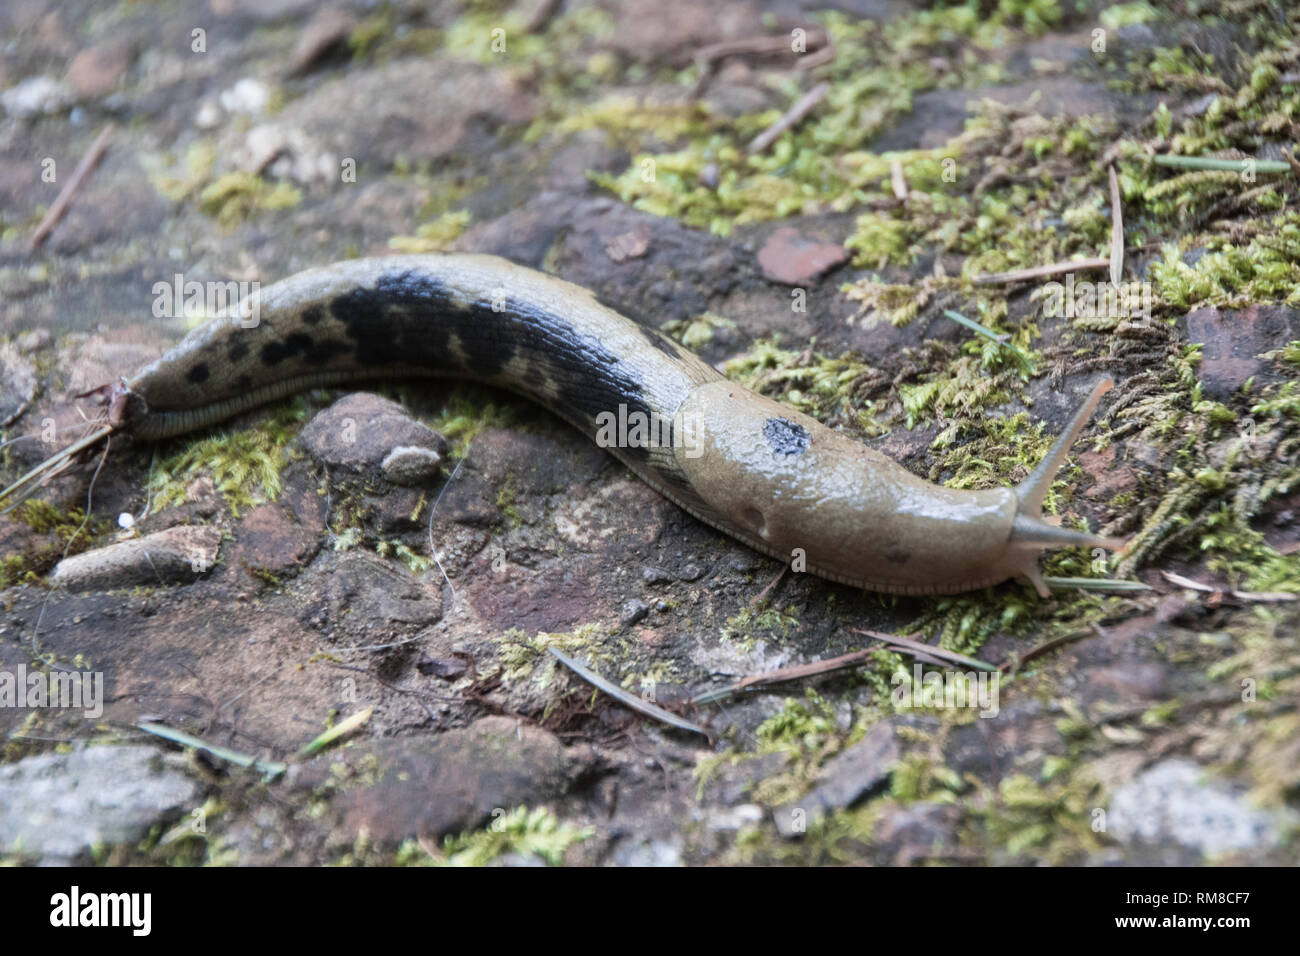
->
228, 339, 250, 363
260, 332, 350, 367
302, 304, 325, 326
885, 549, 910, 565
763, 417, 809, 457
186, 363, 210, 384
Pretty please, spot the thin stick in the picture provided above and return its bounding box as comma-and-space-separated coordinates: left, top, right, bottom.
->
1108, 165, 1124, 287
547, 647, 708, 737
297, 707, 373, 757
747, 563, 788, 607
1153, 154, 1291, 174
137, 721, 288, 778
0, 422, 114, 512
849, 628, 998, 672
1044, 576, 1151, 591
29, 124, 115, 251
746, 82, 829, 155
890, 159, 908, 201
692, 647, 876, 705
695, 31, 827, 64
971, 257, 1109, 285
942, 309, 1034, 375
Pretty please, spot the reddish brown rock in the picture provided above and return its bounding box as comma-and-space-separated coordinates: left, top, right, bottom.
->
757, 227, 849, 286
64, 38, 133, 99
1185, 304, 1299, 401
327, 716, 579, 843
227, 502, 321, 579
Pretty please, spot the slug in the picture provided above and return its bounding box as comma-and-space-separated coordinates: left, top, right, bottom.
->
18, 253, 1123, 596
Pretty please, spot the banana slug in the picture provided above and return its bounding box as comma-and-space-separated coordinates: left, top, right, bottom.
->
27, 253, 1122, 596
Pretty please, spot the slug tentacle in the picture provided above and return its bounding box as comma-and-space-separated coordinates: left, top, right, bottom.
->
1003, 377, 1126, 596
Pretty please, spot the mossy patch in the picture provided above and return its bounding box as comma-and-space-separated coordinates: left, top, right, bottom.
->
148, 399, 310, 516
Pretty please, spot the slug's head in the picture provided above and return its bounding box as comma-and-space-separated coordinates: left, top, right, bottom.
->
1003, 378, 1126, 597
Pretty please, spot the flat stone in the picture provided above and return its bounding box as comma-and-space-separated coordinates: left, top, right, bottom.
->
227, 503, 321, 578
0, 75, 72, 118
285, 6, 357, 76
294, 550, 442, 638
757, 227, 849, 286
872, 801, 962, 864
775, 720, 901, 836
328, 716, 577, 843
49, 525, 222, 591
0, 745, 200, 861
298, 392, 447, 476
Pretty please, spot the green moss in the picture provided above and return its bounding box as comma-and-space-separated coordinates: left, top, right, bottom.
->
198, 173, 302, 228
979, 772, 1105, 862
1100, 1, 1161, 29
660, 312, 736, 349
496, 623, 611, 685
149, 398, 309, 516
0, 553, 34, 588
428, 388, 520, 456
149, 140, 216, 203
721, 603, 801, 646
388, 210, 471, 254
755, 690, 839, 754
495, 473, 522, 527
422, 806, 591, 866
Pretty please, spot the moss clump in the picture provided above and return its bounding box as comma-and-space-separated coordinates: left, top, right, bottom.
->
149, 399, 309, 516
199, 173, 302, 228
428, 388, 521, 456
404, 806, 591, 867
978, 772, 1106, 862
755, 689, 839, 755
496, 624, 610, 685
660, 312, 736, 349
388, 210, 471, 254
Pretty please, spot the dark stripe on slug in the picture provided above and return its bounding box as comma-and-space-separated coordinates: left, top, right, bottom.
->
325, 270, 659, 457
637, 323, 688, 360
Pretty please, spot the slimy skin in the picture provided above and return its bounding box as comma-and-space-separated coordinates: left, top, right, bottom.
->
105, 253, 1120, 596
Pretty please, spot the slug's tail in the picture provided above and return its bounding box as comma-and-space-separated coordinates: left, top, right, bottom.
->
1007, 378, 1126, 596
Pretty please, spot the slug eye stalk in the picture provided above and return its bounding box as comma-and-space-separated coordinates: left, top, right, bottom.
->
1004, 378, 1126, 595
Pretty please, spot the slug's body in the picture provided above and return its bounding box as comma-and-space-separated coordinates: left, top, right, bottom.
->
100, 254, 1118, 596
